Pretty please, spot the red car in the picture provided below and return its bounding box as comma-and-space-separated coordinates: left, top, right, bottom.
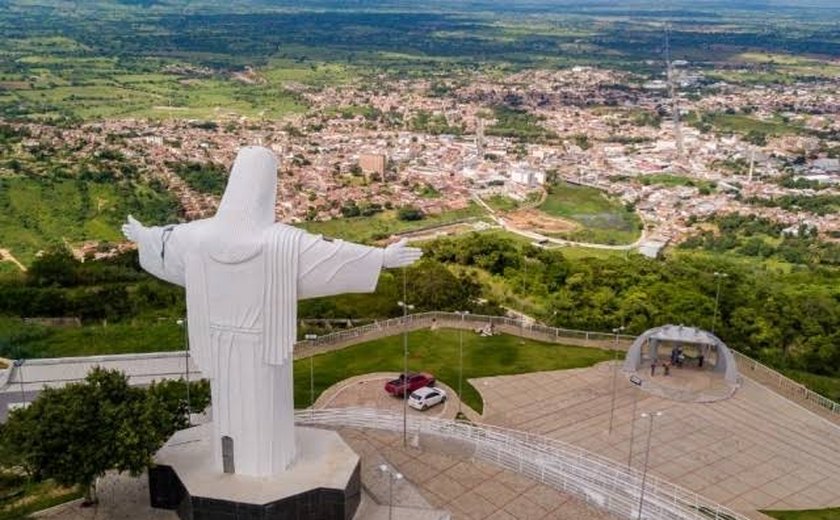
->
385, 372, 435, 397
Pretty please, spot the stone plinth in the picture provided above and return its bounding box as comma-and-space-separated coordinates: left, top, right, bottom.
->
148, 424, 361, 520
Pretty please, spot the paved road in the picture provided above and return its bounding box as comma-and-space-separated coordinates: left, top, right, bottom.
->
0, 352, 201, 421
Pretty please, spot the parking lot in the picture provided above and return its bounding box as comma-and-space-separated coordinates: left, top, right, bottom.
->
313, 372, 460, 420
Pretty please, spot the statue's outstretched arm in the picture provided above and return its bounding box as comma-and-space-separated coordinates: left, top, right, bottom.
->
383, 238, 423, 268
297, 234, 421, 300
122, 214, 188, 287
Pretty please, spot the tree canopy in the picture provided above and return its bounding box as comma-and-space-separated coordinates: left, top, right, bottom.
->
0, 368, 209, 504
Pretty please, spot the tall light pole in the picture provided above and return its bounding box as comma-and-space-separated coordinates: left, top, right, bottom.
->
608, 326, 625, 435
13, 359, 25, 407
711, 271, 727, 335
637, 411, 663, 520
176, 318, 190, 425
627, 380, 641, 468
305, 334, 318, 418
379, 464, 403, 520
455, 310, 470, 415
397, 289, 414, 447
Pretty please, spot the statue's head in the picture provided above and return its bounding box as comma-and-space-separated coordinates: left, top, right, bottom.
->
215, 146, 278, 228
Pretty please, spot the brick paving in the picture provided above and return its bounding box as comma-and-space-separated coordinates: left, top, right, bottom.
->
341, 428, 618, 520
34, 426, 613, 520
474, 361, 840, 516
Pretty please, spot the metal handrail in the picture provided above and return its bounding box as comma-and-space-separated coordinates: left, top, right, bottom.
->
304, 311, 636, 346
301, 312, 840, 420
731, 351, 839, 415
297, 407, 749, 520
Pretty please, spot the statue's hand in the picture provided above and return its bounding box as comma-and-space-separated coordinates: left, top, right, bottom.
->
383, 238, 423, 268
121, 215, 145, 242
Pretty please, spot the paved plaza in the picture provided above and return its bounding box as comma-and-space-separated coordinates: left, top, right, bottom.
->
340, 428, 617, 520
474, 361, 840, 517
33, 427, 614, 520
16, 354, 840, 519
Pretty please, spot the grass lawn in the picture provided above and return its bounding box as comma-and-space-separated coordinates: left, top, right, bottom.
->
481, 195, 521, 213
0, 477, 81, 520
537, 182, 641, 245
553, 245, 632, 261
0, 318, 183, 359
640, 174, 715, 192
0, 177, 177, 264
292, 328, 614, 413
693, 113, 803, 137
761, 508, 840, 520
298, 204, 487, 244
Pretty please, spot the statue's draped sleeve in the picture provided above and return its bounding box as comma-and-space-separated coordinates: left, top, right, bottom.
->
297, 233, 385, 299
134, 224, 189, 287
263, 226, 384, 366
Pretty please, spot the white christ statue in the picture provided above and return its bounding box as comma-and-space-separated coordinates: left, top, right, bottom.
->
122, 146, 421, 477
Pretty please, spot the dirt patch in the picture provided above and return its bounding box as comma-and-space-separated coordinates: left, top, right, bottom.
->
506, 208, 580, 234
0, 248, 27, 272
390, 223, 476, 244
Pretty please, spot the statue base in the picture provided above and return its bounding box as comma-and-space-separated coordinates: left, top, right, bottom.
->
148, 423, 361, 520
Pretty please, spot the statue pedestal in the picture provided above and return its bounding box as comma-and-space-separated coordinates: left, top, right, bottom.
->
148, 423, 361, 520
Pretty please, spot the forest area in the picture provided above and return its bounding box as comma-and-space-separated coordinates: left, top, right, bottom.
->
1, 232, 838, 401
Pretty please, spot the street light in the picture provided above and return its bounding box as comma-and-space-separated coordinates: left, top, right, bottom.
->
176, 318, 190, 425
13, 359, 25, 407
711, 272, 727, 335
397, 295, 414, 448
305, 334, 318, 417
637, 411, 664, 520
379, 464, 403, 520
627, 379, 642, 468
455, 311, 470, 415
608, 326, 625, 435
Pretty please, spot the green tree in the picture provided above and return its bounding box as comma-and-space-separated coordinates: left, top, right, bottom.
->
27, 246, 80, 288
1, 369, 209, 504
397, 205, 424, 221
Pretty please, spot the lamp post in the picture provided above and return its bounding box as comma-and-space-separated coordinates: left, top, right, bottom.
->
711, 272, 727, 335
176, 318, 190, 425
608, 326, 625, 435
397, 298, 414, 448
13, 359, 25, 407
637, 411, 663, 520
455, 311, 470, 415
627, 381, 641, 468
305, 334, 318, 417
379, 464, 403, 520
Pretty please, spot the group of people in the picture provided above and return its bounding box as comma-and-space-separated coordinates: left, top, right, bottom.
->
475, 323, 496, 337
649, 345, 705, 377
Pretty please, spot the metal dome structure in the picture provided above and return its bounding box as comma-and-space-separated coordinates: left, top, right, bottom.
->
622, 324, 739, 386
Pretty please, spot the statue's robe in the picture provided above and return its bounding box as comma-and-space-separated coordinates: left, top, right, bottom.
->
134, 221, 383, 476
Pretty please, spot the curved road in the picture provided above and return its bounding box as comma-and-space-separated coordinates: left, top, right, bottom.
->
471, 193, 647, 251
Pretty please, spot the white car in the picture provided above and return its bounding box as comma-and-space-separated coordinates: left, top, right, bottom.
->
408, 387, 447, 411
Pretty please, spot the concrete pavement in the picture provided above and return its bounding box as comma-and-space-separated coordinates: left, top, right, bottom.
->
474, 361, 840, 516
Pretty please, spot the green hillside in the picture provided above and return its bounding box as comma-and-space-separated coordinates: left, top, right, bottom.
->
0, 176, 179, 264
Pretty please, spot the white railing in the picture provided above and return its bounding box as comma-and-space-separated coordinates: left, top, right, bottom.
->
296, 408, 748, 520
301, 312, 840, 421
732, 351, 840, 415
304, 311, 635, 348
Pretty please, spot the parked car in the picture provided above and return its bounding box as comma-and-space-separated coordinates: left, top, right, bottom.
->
384, 372, 435, 397
408, 387, 447, 411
